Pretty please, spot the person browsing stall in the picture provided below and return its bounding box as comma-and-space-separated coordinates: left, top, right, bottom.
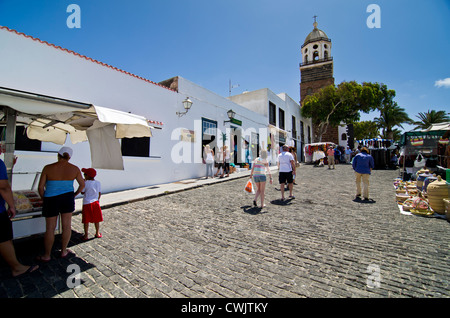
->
81, 168, 103, 241
0, 158, 39, 277
37, 147, 85, 261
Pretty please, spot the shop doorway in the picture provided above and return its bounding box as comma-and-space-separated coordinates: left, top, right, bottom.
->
202, 118, 217, 158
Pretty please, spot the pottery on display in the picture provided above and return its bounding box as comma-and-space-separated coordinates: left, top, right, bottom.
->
417, 172, 433, 190
427, 176, 450, 215
423, 175, 437, 193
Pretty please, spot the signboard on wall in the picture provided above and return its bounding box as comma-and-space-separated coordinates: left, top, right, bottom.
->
180, 129, 195, 142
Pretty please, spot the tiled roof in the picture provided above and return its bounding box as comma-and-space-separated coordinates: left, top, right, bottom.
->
1, 25, 168, 126
0, 26, 175, 94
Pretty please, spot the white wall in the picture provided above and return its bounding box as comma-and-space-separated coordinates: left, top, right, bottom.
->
175, 77, 268, 164
0, 27, 268, 193
229, 88, 312, 161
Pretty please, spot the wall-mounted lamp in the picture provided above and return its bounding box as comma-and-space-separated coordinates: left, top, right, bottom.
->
223, 109, 236, 125
176, 97, 193, 117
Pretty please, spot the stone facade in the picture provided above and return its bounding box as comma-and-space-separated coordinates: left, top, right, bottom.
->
320, 124, 339, 144
299, 63, 334, 104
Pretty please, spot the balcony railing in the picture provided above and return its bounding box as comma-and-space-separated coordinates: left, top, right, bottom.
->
300, 56, 333, 67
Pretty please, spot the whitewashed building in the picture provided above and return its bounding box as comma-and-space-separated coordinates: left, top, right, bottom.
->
0, 26, 269, 193
229, 88, 312, 163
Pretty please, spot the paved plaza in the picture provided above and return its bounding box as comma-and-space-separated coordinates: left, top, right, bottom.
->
1, 163, 449, 299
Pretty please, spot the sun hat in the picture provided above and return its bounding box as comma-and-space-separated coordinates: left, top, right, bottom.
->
58, 146, 73, 158
81, 168, 97, 178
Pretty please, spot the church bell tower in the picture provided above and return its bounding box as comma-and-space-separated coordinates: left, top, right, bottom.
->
300, 17, 334, 105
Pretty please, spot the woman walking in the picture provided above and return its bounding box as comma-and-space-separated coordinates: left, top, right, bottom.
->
250, 150, 272, 208
203, 145, 215, 179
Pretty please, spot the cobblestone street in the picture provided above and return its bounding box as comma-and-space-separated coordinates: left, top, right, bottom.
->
1, 164, 449, 299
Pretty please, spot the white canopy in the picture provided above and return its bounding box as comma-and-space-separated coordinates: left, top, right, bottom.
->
24, 104, 152, 145
422, 122, 450, 132
0, 87, 157, 171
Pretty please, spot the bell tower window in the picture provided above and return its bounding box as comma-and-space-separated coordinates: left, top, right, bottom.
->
313, 51, 319, 61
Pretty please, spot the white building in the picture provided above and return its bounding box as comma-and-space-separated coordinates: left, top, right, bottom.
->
229, 88, 312, 163
0, 26, 268, 193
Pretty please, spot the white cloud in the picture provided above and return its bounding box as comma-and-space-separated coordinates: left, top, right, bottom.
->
434, 78, 450, 88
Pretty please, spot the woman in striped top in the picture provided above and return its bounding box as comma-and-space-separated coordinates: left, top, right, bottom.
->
250, 150, 272, 208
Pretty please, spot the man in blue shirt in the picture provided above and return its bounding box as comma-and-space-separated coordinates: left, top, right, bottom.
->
0, 158, 39, 277
352, 147, 375, 201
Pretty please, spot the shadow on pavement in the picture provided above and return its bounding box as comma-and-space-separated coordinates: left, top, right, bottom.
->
241, 205, 268, 215
352, 197, 377, 204
270, 198, 294, 206
0, 230, 95, 298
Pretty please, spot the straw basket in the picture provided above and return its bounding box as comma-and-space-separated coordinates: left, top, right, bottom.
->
427, 176, 449, 215
402, 198, 415, 211
409, 197, 433, 217
396, 193, 410, 204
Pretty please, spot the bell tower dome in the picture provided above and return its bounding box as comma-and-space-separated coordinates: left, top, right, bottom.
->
300, 17, 334, 105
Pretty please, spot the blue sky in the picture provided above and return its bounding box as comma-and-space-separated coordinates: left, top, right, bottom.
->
1, 0, 449, 132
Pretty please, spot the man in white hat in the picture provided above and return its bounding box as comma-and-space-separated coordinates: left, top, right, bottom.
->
277, 145, 296, 200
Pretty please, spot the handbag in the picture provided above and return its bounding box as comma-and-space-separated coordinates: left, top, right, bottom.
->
244, 178, 255, 194
414, 153, 425, 168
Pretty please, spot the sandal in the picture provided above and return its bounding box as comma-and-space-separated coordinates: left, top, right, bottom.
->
95, 233, 102, 238
60, 250, 74, 259
35, 255, 51, 263
13, 264, 39, 278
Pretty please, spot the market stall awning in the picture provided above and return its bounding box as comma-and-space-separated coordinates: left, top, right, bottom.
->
422, 122, 450, 132
0, 86, 159, 171
24, 104, 153, 145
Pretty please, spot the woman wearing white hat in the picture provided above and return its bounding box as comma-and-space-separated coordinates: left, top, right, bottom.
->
36, 147, 85, 261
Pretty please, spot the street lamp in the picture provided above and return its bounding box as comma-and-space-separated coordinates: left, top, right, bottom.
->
223, 109, 236, 125
176, 97, 193, 117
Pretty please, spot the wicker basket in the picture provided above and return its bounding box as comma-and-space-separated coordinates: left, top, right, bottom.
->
407, 189, 419, 197
409, 197, 433, 217
396, 194, 410, 204
427, 176, 449, 215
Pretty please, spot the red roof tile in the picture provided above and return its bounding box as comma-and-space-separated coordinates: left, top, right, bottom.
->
0, 25, 168, 126
0, 26, 174, 94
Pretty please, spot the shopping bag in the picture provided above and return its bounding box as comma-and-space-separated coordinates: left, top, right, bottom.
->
414, 153, 425, 168
244, 178, 255, 194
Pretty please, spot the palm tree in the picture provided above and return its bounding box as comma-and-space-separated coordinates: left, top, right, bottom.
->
412, 110, 450, 130
374, 102, 412, 140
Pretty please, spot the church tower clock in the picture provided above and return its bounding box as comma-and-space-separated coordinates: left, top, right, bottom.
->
300, 18, 334, 105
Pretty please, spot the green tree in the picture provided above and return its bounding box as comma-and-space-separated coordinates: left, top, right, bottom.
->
353, 121, 380, 140
412, 110, 450, 130
374, 102, 412, 140
301, 81, 378, 142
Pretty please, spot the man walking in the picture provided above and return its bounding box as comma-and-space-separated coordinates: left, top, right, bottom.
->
277, 145, 296, 200
327, 146, 335, 169
352, 147, 375, 201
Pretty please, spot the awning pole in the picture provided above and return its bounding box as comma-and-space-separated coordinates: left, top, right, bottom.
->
5, 107, 17, 184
